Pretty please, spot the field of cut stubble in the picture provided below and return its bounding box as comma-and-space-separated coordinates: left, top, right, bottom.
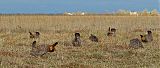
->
0, 15, 159, 68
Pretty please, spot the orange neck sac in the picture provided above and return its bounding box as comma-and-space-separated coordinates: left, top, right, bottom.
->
47, 45, 55, 52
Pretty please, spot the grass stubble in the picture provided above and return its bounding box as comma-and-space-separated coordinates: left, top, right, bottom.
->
0, 15, 159, 68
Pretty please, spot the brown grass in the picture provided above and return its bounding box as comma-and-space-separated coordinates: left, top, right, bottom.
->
0, 15, 159, 68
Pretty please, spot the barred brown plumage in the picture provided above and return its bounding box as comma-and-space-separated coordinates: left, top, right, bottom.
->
140, 30, 153, 42
30, 41, 58, 56
29, 32, 40, 38
107, 27, 116, 37
72, 33, 82, 47
89, 34, 98, 42
129, 38, 144, 49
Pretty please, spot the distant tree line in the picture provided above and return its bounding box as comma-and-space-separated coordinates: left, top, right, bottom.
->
115, 9, 159, 16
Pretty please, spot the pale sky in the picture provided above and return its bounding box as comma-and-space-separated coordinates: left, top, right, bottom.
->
0, 0, 159, 14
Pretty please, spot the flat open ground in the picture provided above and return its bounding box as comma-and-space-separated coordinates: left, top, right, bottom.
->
0, 15, 159, 68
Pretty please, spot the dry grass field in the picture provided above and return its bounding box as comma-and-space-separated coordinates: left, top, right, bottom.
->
0, 15, 159, 68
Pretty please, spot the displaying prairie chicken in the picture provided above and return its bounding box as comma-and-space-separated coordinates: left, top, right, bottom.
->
140, 30, 153, 42
129, 38, 144, 49
30, 41, 58, 56
107, 27, 116, 36
29, 32, 40, 38
89, 34, 98, 42
72, 33, 82, 46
